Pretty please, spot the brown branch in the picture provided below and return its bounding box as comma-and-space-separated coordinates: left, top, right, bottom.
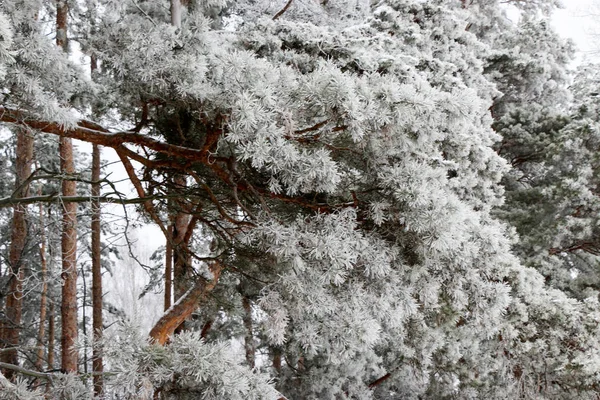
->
368, 372, 391, 389
295, 119, 328, 135
549, 241, 600, 256
0, 106, 206, 160
188, 170, 254, 226
0, 107, 354, 214
116, 149, 169, 237
273, 0, 293, 20
149, 262, 223, 345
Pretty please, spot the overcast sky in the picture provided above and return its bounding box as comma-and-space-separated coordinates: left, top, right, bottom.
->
552, 0, 599, 63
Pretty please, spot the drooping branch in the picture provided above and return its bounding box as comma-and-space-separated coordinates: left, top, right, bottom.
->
116, 148, 169, 237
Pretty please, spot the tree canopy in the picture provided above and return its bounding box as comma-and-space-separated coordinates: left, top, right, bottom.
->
1, 0, 600, 399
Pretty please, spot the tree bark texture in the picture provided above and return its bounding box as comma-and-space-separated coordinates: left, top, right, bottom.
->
56, 0, 68, 51
60, 136, 78, 373
173, 210, 192, 301
56, 0, 78, 374
1, 128, 33, 380
91, 144, 103, 394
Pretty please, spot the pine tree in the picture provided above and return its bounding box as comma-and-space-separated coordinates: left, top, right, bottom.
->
1, 0, 600, 399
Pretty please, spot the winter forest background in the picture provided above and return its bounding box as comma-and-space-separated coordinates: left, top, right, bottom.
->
2, 0, 600, 398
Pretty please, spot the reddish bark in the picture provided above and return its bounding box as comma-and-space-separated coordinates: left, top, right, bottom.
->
173, 207, 192, 300
0, 106, 350, 214
56, 1, 68, 51
91, 144, 103, 395
60, 135, 78, 373
1, 128, 33, 380
149, 263, 222, 345
55, 0, 78, 375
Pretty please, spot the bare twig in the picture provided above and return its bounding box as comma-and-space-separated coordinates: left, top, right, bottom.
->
273, 0, 293, 20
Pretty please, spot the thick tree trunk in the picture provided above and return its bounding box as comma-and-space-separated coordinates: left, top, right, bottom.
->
1, 128, 34, 380
91, 144, 103, 395
60, 135, 78, 373
56, 0, 78, 374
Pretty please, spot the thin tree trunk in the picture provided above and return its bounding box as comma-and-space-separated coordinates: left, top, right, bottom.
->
56, 0, 68, 51
57, 0, 78, 374
242, 296, 255, 369
165, 224, 173, 311
1, 128, 34, 380
91, 143, 103, 396
173, 210, 191, 300
172, 207, 194, 334
47, 302, 55, 370
171, 0, 182, 30
272, 347, 282, 373
34, 200, 48, 372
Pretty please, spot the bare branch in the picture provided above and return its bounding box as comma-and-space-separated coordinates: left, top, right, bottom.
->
0, 361, 55, 381
273, 0, 293, 20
